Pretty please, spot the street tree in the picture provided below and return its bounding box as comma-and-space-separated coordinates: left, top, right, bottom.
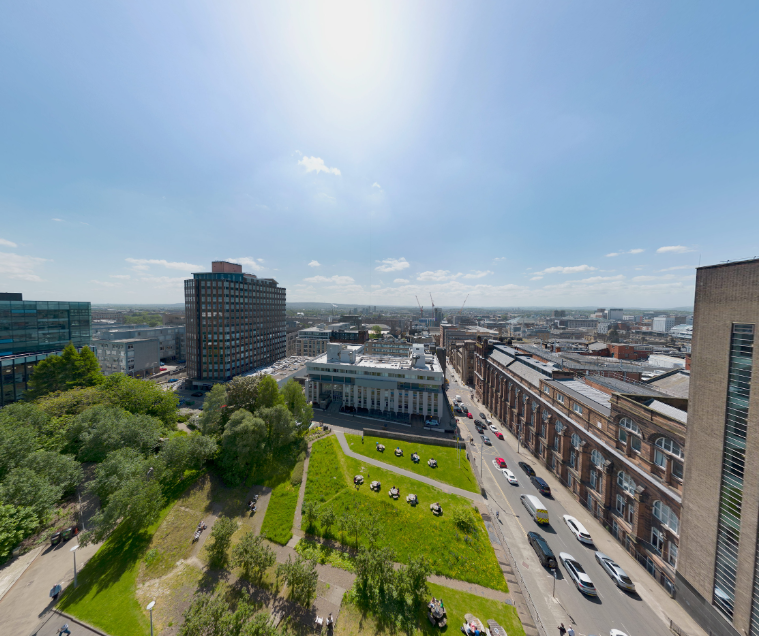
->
158, 433, 218, 483
207, 515, 238, 568
302, 500, 319, 531
226, 376, 260, 414
257, 404, 296, 448
232, 532, 276, 582
276, 553, 318, 607
0, 504, 38, 561
319, 506, 336, 537
21, 451, 82, 495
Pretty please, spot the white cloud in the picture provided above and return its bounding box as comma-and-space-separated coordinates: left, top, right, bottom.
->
126, 258, 203, 271
372, 182, 382, 189
493, 257, 506, 264
110, 274, 131, 280
52, 218, 63, 222
530, 276, 543, 281
0, 238, 17, 248
417, 270, 463, 282
375, 258, 410, 273
228, 257, 265, 272
304, 275, 355, 285
139, 276, 186, 289
462, 270, 493, 279
0, 252, 47, 281
632, 274, 676, 282
657, 265, 695, 272
656, 245, 693, 254
393, 278, 409, 284
605, 249, 645, 257
90, 280, 122, 288
308, 260, 321, 268
298, 156, 341, 176
535, 265, 596, 275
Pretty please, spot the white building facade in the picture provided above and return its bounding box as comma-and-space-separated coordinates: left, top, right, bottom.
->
305, 343, 444, 422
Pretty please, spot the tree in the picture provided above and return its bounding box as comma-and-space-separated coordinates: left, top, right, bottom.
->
198, 384, 228, 436
241, 611, 277, 636
0, 504, 38, 560
302, 500, 319, 531
207, 515, 238, 568
226, 376, 259, 414
255, 375, 283, 410
452, 505, 477, 534
0, 423, 38, 482
22, 451, 82, 495
341, 511, 364, 549
24, 343, 104, 400
354, 545, 397, 600
158, 433, 218, 483
280, 379, 313, 434
98, 374, 178, 425
371, 325, 382, 339
219, 410, 268, 484
90, 448, 154, 503
319, 507, 336, 538
0, 468, 62, 520
232, 532, 276, 582
257, 404, 296, 449
277, 554, 318, 607
363, 515, 380, 549
397, 555, 432, 605
180, 592, 231, 636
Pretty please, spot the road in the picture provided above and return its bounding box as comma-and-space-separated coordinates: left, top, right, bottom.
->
445, 365, 671, 637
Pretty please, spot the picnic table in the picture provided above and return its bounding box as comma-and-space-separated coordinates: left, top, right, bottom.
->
411, 453, 420, 463
428, 598, 447, 628
354, 475, 364, 485
406, 494, 418, 505
376, 442, 385, 452
462, 613, 484, 636
388, 487, 400, 499
394, 447, 403, 456
428, 458, 438, 468
430, 502, 443, 515
370, 480, 381, 491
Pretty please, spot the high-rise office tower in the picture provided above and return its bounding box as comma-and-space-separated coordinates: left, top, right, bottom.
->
0, 293, 92, 406
676, 258, 759, 636
184, 261, 286, 385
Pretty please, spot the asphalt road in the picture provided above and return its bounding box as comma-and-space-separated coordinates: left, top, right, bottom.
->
446, 366, 670, 637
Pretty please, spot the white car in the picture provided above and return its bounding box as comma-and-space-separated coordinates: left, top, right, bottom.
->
489, 424, 498, 433
559, 552, 597, 596
595, 552, 636, 591
563, 515, 594, 544
502, 469, 519, 485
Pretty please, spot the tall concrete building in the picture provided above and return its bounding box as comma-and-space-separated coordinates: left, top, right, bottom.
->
184, 261, 286, 386
676, 259, 759, 636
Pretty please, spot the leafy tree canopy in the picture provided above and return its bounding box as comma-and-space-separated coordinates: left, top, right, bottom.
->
280, 379, 313, 434
24, 343, 103, 400
219, 410, 267, 485
0, 468, 62, 520
0, 423, 38, 482
255, 375, 283, 410
98, 373, 178, 425
226, 376, 259, 414
0, 504, 38, 561
207, 515, 238, 568
256, 404, 296, 449
232, 532, 275, 582
198, 384, 228, 436
21, 451, 82, 496
158, 433, 218, 484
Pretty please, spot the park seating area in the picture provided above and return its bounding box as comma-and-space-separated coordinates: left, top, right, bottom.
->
430, 502, 443, 516
388, 486, 400, 499
406, 493, 418, 505
428, 458, 438, 468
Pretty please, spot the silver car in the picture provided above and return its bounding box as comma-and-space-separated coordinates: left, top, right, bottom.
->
595, 551, 636, 592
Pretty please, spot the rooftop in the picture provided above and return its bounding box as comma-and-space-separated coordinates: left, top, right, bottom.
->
309, 351, 442, 373
645, 369, 691, 398
644, 399, 688, 424
546, 378, 612, 416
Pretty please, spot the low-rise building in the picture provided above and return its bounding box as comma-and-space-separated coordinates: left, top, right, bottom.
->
652, 316, 676, 333
92, 324, 185, 363
363, 336, 411, 357
295, 323, 369, 357
92, 337, 160, 377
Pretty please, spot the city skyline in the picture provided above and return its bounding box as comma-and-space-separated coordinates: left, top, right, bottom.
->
0, 2, 757, 307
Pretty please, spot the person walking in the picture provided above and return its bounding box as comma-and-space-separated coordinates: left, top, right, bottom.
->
58, 624, 71, 636
558, 623, 566, 636
567, 628, 575, 636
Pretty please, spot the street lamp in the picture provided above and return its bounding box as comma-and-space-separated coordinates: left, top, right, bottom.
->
551, 568, 557, 598
70, 545, 79, 588
147, 601, 156, 636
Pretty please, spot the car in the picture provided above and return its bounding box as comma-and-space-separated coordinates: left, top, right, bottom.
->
595, 552, 636, 591
496, 457, 507, 468
527, 531, 556, 568
191, 391, 204, 397
564, 515, 594, 544
518, 461, 536, 477
169, 378, 178, 382
474, 419, 483, 426
489, 424, 498, 432
494, 431, 504, 440
559, 552, 597, 596
502, 469, 519, 485
160, 367, 167, 371
479, 412, 486, 419
467, 412, 473, 419
531, 475, 551, 497
50, 525, 79, 546
481, 435, 492, 446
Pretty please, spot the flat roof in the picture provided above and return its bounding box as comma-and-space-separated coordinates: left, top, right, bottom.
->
309, 353, 442, 373
545, 379, 612, 416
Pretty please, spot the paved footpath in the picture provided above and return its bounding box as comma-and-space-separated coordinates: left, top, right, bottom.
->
335, 431, 485, 502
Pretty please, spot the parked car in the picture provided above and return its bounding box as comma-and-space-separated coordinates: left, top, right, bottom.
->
467, 412, 473, 419
518, 461, 536, 477
502, 469, 519, 485
481, 435, 492, 446
50, 525, 79, 546
559, 552, 597, 596
191, 391, 204, 397
495, 457, 507, 468
595, 552, 636, 591
531, 475, 552, 497
527, 531, 556, 568
494, 431, 504, 440
489, 424, 498, 432
474, 419, 484, 427
563, 515, 594, 544
479, 412, 486, 419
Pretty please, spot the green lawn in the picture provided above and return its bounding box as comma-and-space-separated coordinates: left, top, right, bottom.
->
260, 480, 300, 544
345, 433, 480, 493
335, 581, 524, 635
303, 436, 507, 592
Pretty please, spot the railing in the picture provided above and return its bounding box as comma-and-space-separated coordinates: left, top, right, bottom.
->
669, 618, 683, 635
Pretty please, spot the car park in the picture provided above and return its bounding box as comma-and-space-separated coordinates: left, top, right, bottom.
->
531, 475, 551, 496
559, 552, 597, 596
489, 424, 498, 432
495, 457, 507, 468
595, 552, 636, 591
481, 435, 492, 446
563, 515, 594, 544
518, 461, 536, 477
502, 469, 519, 485
527, 531, 557, 568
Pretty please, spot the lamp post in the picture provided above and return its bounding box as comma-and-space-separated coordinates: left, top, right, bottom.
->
551, 568, 557, 598
147, 601, 156, 636
70, 545, 79, 588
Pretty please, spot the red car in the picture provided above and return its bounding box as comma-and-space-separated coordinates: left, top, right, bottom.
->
467, 412, 473, 419
494, 431, 504, 440
496, 457, 507, 468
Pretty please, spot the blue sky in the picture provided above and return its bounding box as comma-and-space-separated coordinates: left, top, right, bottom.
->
0, 1, 757, 307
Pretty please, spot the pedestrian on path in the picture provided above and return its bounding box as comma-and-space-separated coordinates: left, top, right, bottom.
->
558, 623, 566, 636
58, 624, 71, 636
50, 584, 62, 601
567, 628, 575, 636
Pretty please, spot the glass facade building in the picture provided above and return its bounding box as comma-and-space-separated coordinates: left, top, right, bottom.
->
0, 299, 92, 406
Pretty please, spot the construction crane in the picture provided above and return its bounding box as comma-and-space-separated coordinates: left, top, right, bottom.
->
457, 294, 469, 316
429, 293, 436, 319
414, 295, 424, 318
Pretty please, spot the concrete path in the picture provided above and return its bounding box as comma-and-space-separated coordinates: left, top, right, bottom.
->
32, 609, 103, 636
0, 546, 44, 603
335, 431, 485, 502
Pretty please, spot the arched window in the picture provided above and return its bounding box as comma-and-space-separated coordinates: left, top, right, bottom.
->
571, 433, 582, 448
555, 420, 565, 433
653, 501, 680, 534
619, 417, 642, 453
655, 437, 684, 459
591, 449, 605, 467
620, 418, 642, 435
617, 471, 636, 495
532, 401, 538, 412
542, 409, 550, 421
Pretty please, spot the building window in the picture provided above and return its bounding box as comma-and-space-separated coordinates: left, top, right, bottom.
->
619, 428, 628, 444
567, 472, 574, 488
630, 436, 641, 453
569, 448, 577, 468
555, 420, 564, 433
653, 501, 679, 534
616, 494, 626, 516
655, 436, 684, 460
590, 469, 598, 492
591, 449, 604, 467
573, 403, 582, 414
620, 417, 642, 435
672, 461, 683, 480
651, 527, 664, 552
555, 393, 565, 404
617, 471, 636, 495
627, 504, 634, 524
668, 541, 678, 567
543, 385, 550, 394
571, 433, 582, 447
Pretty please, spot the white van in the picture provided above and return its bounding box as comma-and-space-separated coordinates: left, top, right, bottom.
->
520, 494, 549, 525
454, 395, 462, 403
